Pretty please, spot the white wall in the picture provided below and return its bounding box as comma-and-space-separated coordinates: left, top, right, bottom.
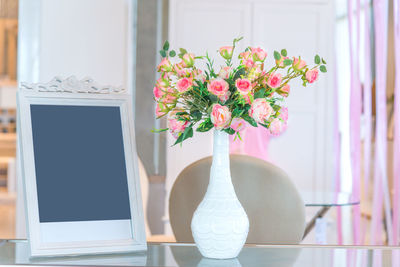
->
16, 0, 134, 238
38, 0, 131, 87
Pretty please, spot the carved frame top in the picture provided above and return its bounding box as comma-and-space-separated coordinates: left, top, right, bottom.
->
20, 76, 126, 94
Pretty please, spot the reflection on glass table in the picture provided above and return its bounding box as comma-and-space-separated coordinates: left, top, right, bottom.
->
301, 191, 360, 239
302, 192, 360, 207
0, 240, 398, 267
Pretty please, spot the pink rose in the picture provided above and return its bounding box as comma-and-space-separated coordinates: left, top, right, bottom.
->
207, 78, 229, 96
177, 70, 190, 78
267, 72, 282, 88
235, 78, 252, 95
239, 51, 251, 60
155, 103, 167, 117
230, 118, 246, 132
176, 77, 193, 93
168, 110, 189, 139
269, 118, 284, 136
219, 66, 231, 79
243, 59, 254, 69
153, 86, 164, 100
173, 62, 183, 72
162, 87, 177, 104
249, 98, 273, 123
182, 53, 195, 68
219, 91, 231, 103
156, 77, 169, 89
279, 107, 288, 122
157, 58, 173, 72
305, 69, 319, 83
278, 84, 290, 97
163, 72, 174, 79
278, 107, 289, 133
293, 57, 306, 70
243, 92, 253, 104
251, 47, 267, 61
219, 46, 234, 60
173, 63, 190, 77
210, 104, 231, 130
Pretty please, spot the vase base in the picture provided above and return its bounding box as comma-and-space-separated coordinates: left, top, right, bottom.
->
197, 247, 242, 260
197, 257, 242, 267
201, 255, 239, 260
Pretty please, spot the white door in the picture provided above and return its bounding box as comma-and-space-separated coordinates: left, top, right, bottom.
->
252, 1, 335, 193
166, 0, 335, 233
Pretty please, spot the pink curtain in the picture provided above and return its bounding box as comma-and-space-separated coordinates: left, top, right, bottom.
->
371, 0, 393, 245
333, 36, 343, 245
347, 0, 362, 245
392, 0, 400, 246
230, 126, 270, 161
362, 0, 373, 244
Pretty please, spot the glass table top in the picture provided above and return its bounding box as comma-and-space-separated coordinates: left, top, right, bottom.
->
302, 191, 360, 207
0, 240, 399, 267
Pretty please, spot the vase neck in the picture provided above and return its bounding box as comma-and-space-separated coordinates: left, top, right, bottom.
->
212, 130, 230, 168
206, 130, 235, 199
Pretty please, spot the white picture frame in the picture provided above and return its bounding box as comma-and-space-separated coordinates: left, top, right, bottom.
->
17, 76, 147, 257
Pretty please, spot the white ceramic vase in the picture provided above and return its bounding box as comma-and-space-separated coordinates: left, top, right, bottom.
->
191, 130, 249, 259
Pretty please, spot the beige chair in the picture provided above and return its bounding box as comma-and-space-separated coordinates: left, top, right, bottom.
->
169, 154, 305, 244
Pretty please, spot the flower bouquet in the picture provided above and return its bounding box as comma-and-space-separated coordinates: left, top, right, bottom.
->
153, 38, 326, 259
153, 37, 326, 143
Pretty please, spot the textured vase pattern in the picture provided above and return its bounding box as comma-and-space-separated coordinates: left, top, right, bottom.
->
191, 130, 249, 259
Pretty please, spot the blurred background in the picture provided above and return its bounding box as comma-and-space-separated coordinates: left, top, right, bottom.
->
0, 0, 399, 248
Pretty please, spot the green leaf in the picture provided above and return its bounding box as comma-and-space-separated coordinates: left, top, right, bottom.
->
254, 88, 266, 99
274, 51, 281, 60
224, 99, 234, 106
283, 59, 293, 66
281, 49, 287, 57
320, 65, 327, 73
314, 55, 321, 64
242, 114, 258, 127
183, 126, 193, 139
233, 68, 245, 81
322, 58, 327, 64
151, 128, 169, 133
173, 126, 193, 146
223, 128, 235, 135
233, 37, 244, 46
176, 112, 188, 116
177, 116, 189, 122
169, 50, 176, 57
232, 107, 244, 117
179, 48, 187, 54
173, 133, 184, 145
271, 104, 281, 112
259, 123, 269, 129
163, 41, 169, 51
159, 50, 166, 58
190, 110, 202, 121
236, 132, 242, 141
196, 119, 214, 132
208, 94, 219, 103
